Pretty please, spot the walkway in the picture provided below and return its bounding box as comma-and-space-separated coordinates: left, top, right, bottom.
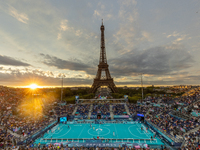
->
124, 104, 130, 115
110, 104, 114, 119
72, 105, 78, 115
0, 125, 23, 139
88, 104, 93, 119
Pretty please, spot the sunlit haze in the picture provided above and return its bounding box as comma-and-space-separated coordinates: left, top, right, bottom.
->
29, 84, 38, 90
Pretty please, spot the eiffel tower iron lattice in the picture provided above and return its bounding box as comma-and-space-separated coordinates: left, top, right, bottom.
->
90, 21, 118, 93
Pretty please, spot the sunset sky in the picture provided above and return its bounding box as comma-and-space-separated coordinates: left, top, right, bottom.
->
0, 0, 200, 87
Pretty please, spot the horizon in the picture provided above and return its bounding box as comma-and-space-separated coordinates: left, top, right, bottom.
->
3, 84, 200, 89
0, 0, 200, 87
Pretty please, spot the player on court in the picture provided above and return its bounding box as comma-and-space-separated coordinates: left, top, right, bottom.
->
68, 125, 70, 129
90, 123, 92, 128
113, 131, 115, 137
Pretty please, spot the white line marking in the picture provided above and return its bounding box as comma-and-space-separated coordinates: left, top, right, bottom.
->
54, 128, 63, 134
55, 126, 71, 138
45, 125, 71, 139
114, 123, 118, 137
128, 125, 143, 138
136, 123, 149, 137
78, 124, 86, 138
98, 124, 100, 137
137, 128, 145, 134
87, 127, 110, 136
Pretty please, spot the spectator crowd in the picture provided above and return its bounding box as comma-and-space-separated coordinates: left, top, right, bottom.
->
0, 86, 200, 149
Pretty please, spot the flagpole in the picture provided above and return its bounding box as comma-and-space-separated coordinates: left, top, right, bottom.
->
141, 73, 143, 103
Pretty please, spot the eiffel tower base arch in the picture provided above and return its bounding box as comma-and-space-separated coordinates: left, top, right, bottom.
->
90, 79, 118, 93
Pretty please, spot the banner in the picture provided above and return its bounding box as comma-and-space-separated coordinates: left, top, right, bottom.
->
137, 114, 144, 117
114, 115, 129, 119
56, 142, 148, 148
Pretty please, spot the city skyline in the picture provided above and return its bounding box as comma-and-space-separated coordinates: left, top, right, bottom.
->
0, 0, 200, 87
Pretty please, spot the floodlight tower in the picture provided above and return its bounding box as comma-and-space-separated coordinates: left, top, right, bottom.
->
141, 73, 143, 103
61, 76, 63, 102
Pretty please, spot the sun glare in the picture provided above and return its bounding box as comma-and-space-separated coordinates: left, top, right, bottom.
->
29, 84, 38, 89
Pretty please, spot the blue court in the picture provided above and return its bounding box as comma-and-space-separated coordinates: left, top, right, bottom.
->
34, 122, 163, 146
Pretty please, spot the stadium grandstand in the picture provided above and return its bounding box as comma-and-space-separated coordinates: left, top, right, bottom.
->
0, 86, 200, 149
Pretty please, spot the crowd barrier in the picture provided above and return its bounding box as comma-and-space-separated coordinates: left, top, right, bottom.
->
90, 115, 110, 119
66, 120, 136, 124
41, 138, 157, 144
21, 120, 57, 145
144, 120, 182, 146
114, 115, 130, 119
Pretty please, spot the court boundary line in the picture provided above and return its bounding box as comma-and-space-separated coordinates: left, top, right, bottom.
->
54, 128, 63, 135
136, 128, 150, 136
53, 124, 65, 135
136, 123, 149, 137
128, 125, 145, 139
45, 125, 71, 139
44, 123, 154, 142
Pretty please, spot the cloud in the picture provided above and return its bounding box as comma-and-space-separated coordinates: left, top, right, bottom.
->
93, 10, 101, 17
75, 30, 82, 37
166, 31, 187, 44
40, 53, 95, 74
109, 44, 193, 77
173, 35, 186, 44
57, 19, 69, 40
60, 19, 69, 31
167, 31, 179, 38
141, 31, 152, 42
0, 55, 30, 66
0, 67, 93, 86
0, 71, 92, 86
9, 6, 29, 24
93, 1, 114, 21
0, 65, 198, 86
57, 33, 62, 40
113, 0, 153, 54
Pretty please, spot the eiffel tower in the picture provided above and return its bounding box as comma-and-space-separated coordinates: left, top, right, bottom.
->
90, 20, 118, 93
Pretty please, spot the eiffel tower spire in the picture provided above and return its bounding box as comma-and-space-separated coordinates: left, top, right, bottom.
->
99, 19, 107, 64
90, 21, 118, 93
